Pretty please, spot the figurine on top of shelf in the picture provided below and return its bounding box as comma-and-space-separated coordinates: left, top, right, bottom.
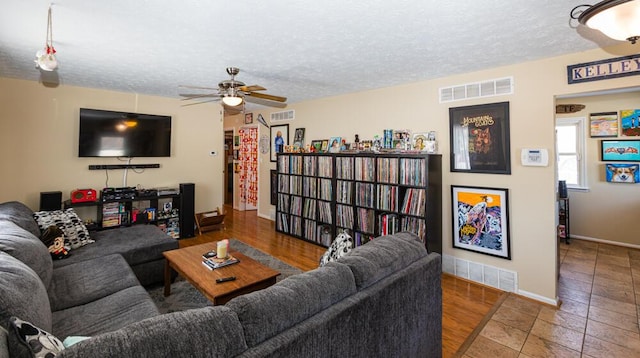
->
425, 131, 437, 154
372, 135, 382, 152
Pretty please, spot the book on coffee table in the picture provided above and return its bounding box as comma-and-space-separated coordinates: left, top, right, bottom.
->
202, 255, 239, 270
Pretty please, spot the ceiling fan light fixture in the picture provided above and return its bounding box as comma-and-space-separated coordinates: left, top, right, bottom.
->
573, 0, 640, 44
222, 96, 243, 107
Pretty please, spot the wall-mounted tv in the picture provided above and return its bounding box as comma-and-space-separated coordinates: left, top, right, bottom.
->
78, 108, 172, 157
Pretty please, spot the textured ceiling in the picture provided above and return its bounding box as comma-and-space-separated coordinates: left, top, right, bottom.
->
0, 0, 617, 108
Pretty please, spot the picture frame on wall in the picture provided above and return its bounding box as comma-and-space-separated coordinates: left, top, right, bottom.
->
451, 185, 511, 260
601, 139, 640, 162
270, 124, 289, 162
449, 102, 511, 174
605, 163, 640, 183
620, 109, 640, 137
589, 112, 618, 137
244, 113, 253, 125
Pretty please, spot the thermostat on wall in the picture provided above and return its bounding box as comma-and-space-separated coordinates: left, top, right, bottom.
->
521, 148, 549, 166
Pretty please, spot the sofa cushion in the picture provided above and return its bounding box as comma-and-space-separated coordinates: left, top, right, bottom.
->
55, 307, 248, 358
8, 316, 64, 358
52, 225, 178, 269
226, 261, 356, 347
33, 209, 93, 250
0, 252, 52, 333
337, 231, 428, 290
0, 201, 40, 238
0, 221, 53, 288
48, 254, 140, 311
51, 286, 159, 339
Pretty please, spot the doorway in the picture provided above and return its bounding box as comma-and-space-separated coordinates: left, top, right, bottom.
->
224, 130, 234, 205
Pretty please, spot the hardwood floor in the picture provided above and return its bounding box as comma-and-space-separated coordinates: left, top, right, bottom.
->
180, 206, 503, 357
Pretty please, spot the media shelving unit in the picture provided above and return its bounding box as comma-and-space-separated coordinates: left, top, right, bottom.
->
63, 189, 192, 239
275, 152, 442, 254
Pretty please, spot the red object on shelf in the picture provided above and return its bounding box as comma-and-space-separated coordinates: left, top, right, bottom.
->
70, 189, 97, 203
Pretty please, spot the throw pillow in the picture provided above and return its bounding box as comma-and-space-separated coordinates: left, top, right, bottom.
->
8, 316, 65, 358
39, 226, 70, 260
319, 232, 354, 267
33, 209, 93, 250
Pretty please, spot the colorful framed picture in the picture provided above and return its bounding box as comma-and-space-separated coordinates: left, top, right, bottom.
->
310, 140, 323, 153
293, 128, 305, 148
601, 139, 640, 162
451, 185, 511, 260
270, 124, 289, 162
412, 133, 428, 151
244, 113, 253, 125
605, 163, 639, 183
321, 139, 329, 152
449, 102, 511, 174
620, 109, 640, 137
589, 112, 618, 137
328, 137, 341, 153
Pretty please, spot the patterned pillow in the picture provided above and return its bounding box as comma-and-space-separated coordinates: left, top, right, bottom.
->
8, 316, 65, 358
33, 209, 93, 250
319, 232, 354, 267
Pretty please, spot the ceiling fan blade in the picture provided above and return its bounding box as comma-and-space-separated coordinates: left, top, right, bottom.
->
179, 85, 219, 91
244, 92, 287, 102
239, 85, 266, 92
180, 99, 221, 107
180, 93, 222, 101
244, 95, 288, 108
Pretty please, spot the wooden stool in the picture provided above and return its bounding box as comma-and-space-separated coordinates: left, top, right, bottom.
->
195, 208, 226, 234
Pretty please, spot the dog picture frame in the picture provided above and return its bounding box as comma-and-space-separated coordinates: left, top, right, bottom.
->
605, 163, 640, 183
601, 139, 640, 162
451, 185, 511, 260
449, 102, 511, 174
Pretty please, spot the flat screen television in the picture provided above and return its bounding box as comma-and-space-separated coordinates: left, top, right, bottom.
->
78, 108, 172, 157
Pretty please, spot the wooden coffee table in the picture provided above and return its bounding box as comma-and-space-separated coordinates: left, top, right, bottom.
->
163, 241, 280, 305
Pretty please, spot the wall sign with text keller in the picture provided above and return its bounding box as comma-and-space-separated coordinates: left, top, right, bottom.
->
567, 54, 640, 84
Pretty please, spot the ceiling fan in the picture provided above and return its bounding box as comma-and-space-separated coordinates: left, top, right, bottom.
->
179, 67, 287, 112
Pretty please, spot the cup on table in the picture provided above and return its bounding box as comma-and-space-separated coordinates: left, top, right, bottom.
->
216, 240, 228, 258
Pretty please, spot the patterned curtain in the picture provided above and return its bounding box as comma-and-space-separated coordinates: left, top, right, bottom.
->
238, 127, 258, 207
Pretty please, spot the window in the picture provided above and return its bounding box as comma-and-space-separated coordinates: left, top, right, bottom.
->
556, 117, 587, 189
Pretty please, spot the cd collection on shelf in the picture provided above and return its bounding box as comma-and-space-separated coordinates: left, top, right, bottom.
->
275, 152, 442, 253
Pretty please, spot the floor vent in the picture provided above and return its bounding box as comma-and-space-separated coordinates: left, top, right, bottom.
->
270, 110, 295, 122
442, 254, 517, 292
439, 76, 513, 103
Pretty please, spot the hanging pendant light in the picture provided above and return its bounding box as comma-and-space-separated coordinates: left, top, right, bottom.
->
35, 5, 58, 71
571, 0, 640, 44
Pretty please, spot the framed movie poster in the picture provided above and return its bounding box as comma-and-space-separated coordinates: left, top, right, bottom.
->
589, 112, 618, 137
293, 128, 305, 148
449, 102, 511, 174
601, 139, 640, 161
452, 185, 511, 260
270, 124, 289, 162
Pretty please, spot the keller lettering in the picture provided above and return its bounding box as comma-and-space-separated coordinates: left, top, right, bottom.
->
568, 54, 640, 84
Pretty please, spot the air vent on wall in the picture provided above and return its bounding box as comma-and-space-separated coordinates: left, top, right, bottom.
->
270, 110, 295, 122
439, 76, 513, 103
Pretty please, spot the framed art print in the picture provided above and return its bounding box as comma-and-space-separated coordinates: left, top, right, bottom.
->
601, 139, 640, 162
449, 102, 511, 174
293, 128, 305, 148
451, 185, 511, 260
605, 163, 639, 183
620, 109, 640, 137
270, 124, 289, 162
589, 112, 618, 137
244, 113, 253, 125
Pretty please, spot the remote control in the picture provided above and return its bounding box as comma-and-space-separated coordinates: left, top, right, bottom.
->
216, 276, 236, 283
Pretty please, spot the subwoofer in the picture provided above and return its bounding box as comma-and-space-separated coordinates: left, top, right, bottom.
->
39, 191, 62, 211
179, 183, 195, 238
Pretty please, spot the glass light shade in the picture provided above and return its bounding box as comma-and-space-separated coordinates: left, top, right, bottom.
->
222, 96, 243, 106
582, 0, 640, 42
35, 50, 58, 71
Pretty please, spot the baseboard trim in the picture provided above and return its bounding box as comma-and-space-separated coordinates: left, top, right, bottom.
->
516, 289, 558, 306
570, 235, 640, 250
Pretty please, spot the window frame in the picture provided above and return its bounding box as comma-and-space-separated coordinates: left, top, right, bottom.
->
556, 116, 588, 190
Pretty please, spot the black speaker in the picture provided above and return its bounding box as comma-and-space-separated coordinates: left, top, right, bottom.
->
179, 183, 195, 238
39, 191, 62, 211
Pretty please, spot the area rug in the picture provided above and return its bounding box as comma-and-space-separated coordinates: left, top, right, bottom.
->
147, 239, 303, 313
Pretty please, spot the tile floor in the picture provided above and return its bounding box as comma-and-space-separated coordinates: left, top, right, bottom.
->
461, 239, 640, 357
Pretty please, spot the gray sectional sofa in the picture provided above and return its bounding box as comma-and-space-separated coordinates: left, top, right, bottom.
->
0, 200, 442, 358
